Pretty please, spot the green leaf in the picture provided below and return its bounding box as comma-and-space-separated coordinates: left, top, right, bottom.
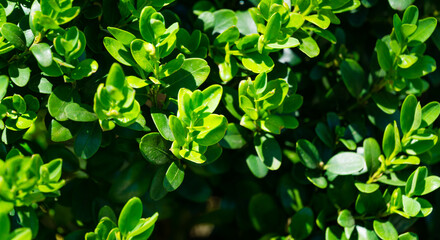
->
246, 154, 268, 178
159, 54, 185, 78
194, 114, 228, 146
408, 17, 437, 46
402, 195, 421, 217
108, 162, 151, 203
355, 182, 380, 193
214, 26, 240, 45
400, 94, 421, 135
398, 55, 418, 69
296, 139, 321, 169
201, 84, 223, 114
388, 0, 414, 11
50, 120, 74, 142
242, 52, 274, 73
163, 161, 185, 192
107, 27, 136, 46
12, 94, 26, 113
403, 129, 437, 155
399, 232, 418, 240
254, 134, 282, 170
372, 91, 399, 114
305, 170, 328, 189
398, 56, 436, 79
363, 138, 381, 174
163, 58, 210, 97
325, 152, 366, 175
70, 59, 99, 80
118, 197, 143, 235
30, 43, 53, 67
416, 198, 433, 217
297, 32, 320, 58
0, 214, 10, 240
0, 75, 8, 100
1, 23, 26, 50
103, 37, 135, 66
151, 109, 174, 141
402, 5, 419, 25
289, 207, 314, 240
9, 228, 32, 240
305, 13, 331, 29
139, 132, 173, 165
249, 193, 282, 233
375, 39, 392, 71
264, 13, 281, 42
149, 165, 168, 200
421, 175, 440, 195
420, 101, 440, 128
373, 220, 398, 240
219, 123, 247, 149
405, 166, 428, 197
65, 103, 98, 122
130, 39, 155, 72
315, 122, 333, 148
337, 209, 355, 228
340, 59, 366, 98
48, 85, 80, 121
8, 63, 31, 87
74, 122, 102, 159
139, 6, 156, 42
260, 115, 284, 134
213, 9, 237, 34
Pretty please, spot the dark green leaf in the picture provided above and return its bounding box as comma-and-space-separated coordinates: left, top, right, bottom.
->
296, 139, 321, 169
163, 161, 185, 192
289, 207, 314, 240
74, 122, 102, 159
340, 59, 366, 98
254, 134, 282, 170
139, 132, 173, 165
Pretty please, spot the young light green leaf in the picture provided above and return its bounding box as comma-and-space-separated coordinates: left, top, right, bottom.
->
420, 101, 440, 128
337, 209, 355, 228
118, 197, 143, 235
242, 52, 274, 73
0, 75, 8, 100
264, 13, 281, 42
408, 17, 437, 46
373, 220, 398, 240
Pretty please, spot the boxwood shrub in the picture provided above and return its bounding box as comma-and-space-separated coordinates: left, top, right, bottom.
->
1, 0, 440, 239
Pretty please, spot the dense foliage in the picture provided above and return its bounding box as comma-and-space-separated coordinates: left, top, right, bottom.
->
1, 0, 440, 239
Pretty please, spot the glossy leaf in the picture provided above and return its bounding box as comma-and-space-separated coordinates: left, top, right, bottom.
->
325, 152, 366, 175
254, 134, 282, 170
